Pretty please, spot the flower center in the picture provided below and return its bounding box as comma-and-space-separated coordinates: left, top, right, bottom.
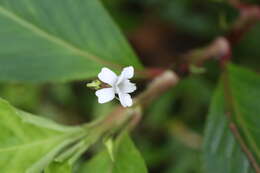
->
113, 80, 124, 94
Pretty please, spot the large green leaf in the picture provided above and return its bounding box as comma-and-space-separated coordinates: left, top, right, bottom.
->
204, 64, 260, 173
0, 97, 84, 173
78, 133, 148, 173
0, 0, 142, 82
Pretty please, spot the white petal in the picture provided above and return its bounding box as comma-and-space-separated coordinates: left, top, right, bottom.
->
95, 88, 115, 104
116, 66, 134, 85
122, 66, 134, 79
118, 80, 136, 93
118, 93, 133, 107
98, 67, 118, 86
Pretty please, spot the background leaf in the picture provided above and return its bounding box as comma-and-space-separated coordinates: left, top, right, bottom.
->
45, 161, 72, 173
0, 0, 142, 82
203, 64, 260, 173
78, 133, 148, 173
0, 97, 83, 173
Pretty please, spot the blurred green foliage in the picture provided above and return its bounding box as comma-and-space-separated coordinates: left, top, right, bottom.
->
1, 0, 260, 172
234, 23, 260, 69
103, 0, 239, 38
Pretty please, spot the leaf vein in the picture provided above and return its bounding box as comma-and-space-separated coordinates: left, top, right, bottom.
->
0, 5, 120, 69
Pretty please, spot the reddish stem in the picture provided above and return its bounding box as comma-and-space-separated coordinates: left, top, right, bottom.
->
227, 1, 260, 44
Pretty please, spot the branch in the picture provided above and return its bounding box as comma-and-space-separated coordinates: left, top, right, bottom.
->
135, 70, 179, 108
178, 37, 231, 74
227, 0, 260, 44
176, 1, 260, 72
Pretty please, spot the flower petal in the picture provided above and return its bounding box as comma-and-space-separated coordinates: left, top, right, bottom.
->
95, 88, 115, 104
98, 67, 118, 86
122, 66, 134, 79
116, 66, 134, 85
118, 93, 133, 107
118, 80, 136, 93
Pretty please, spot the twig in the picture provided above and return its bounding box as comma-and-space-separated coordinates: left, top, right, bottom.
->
227, 0, 260, 44
178, 37, 231, 74
135, 70, 179, 108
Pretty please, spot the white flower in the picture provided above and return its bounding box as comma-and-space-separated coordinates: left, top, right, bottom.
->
95, 66, 137, 107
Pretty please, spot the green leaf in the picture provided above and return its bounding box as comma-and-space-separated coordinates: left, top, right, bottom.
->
78, 133, 148, 173
158, 0, 238, 38
204, 64, 260, 173
0, 0, 142, 82
166, 140, 202, 173
45, 140, 90, 173
45, 161, 72, 173
0, 97, 84, 173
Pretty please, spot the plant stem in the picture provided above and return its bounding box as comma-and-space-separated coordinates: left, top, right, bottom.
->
135, 70, 179, 108
91, 70, 179, 136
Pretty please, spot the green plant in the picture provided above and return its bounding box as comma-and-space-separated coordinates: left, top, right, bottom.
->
0, 0, 260, 173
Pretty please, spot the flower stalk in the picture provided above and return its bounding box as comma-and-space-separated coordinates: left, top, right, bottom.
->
89, 70, 179, 137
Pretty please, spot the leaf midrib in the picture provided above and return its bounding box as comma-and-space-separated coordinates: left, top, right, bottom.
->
233, 97, 260, 159
224, 70, 260, 161
0, 5, 120, 69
